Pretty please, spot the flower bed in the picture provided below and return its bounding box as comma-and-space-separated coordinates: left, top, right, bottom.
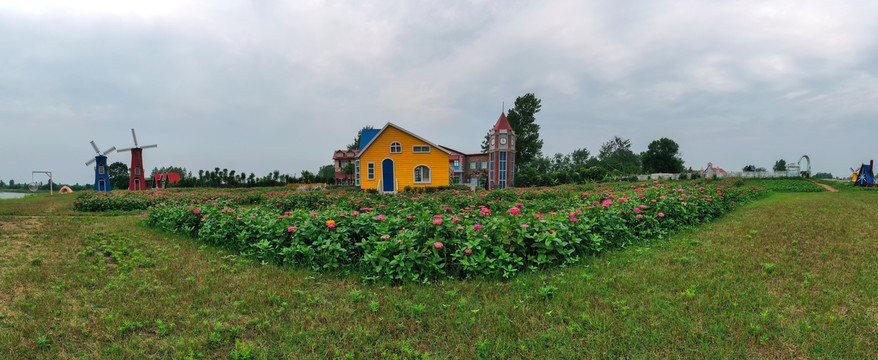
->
145, 179, 766, 282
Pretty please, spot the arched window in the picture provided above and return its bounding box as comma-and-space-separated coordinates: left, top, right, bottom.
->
413, 165, 431, 184
390, 142, 402, 153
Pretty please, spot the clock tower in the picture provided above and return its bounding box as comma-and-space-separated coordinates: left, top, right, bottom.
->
488, 112, 515, 189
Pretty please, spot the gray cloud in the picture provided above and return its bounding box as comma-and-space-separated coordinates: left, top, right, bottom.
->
2, 0, 877, 186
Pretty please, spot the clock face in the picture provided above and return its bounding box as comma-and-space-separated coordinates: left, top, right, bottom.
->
499, 137, 507, 145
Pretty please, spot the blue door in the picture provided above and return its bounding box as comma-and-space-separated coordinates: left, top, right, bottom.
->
382, 159, 395, 192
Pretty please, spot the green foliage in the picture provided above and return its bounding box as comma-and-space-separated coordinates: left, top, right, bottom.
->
773, 159, 787, 172
108, 161, 130, 190
347, 125, 375, 151
597, 137, 641, 175
483, 93, 544, 166
641, 137, 684, 173
813, 172, 833, 179
744, 178, 825, 192
143, 179, 766, 282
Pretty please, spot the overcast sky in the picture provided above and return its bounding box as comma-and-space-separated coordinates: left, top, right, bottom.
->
2, 0, 877, 186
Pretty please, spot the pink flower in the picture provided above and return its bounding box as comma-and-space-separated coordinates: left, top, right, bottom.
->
375, 215, 386, 221
533, 214, 542, 218
433, 215, 445, 219
434, 242, 443, 248
287, 226, 296, 232
465, 248, 472, 254
658, 213, 665, 217
633, 208, 641, 212
212, 202, 219, 206
549, 230, 556, 233
571, 218, 579, 222
433, 220, 442, 225
185, 205, 193, 209
481, 208, 491, 215
328, 223, 336, 228
637, 194, 644, 198
284, 211, 292, 215
278, 216, 284, 219
473, 224, 483, 230
406, 215, 413, 219
193, 209, 200, 214
520, 224, 529, 228
508, 207, 520, 215
381, 234, 390, 239
515, 203, 524, 207
636, 214, 643, 219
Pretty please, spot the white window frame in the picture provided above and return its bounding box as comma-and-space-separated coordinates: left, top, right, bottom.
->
367, 162, 375, 180
412, 145, 430, 153
98, 166, 105, 175
413, 165, 431, 184
390, 142, 402, 154
135, 167, 141, 175
355, 160, 360, 186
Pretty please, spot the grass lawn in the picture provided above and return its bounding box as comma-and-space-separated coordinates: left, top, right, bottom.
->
0, 189, 875, 359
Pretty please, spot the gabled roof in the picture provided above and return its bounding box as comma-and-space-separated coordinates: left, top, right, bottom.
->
358, 129, 380, 153
358, 122, 452, 157
492, 112, 513, 132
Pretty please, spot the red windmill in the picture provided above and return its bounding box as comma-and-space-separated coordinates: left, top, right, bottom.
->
116, 129, 157, 191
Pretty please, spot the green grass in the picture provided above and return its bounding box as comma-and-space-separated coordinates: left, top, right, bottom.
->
1, 191, 876, 358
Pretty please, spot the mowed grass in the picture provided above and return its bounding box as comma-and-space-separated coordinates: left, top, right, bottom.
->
0, 190, 876, 359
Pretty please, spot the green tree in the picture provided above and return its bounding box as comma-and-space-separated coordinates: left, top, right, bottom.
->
813, 172, 833, 179
597, 136, 641, 175
570, 148, 591, 169
481, 93, 544, 167
347, 126, 376, 151
108, 162, 129, 190
773, 159, 787, 172
641, 138, 684, 173
318, 164, 335, 180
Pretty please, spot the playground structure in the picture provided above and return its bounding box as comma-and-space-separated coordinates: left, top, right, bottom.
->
851, 160, 875, 187
29, 171, 53, 195
786, 155, 811, 177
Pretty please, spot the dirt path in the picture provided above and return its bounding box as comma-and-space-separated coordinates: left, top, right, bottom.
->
811, 180, 839, 192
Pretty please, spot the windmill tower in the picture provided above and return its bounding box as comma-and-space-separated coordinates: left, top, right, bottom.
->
85, 141, 116, 192
117, 129, 157, 191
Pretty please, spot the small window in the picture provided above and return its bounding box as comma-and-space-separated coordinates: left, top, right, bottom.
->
412, 145, 430, 153
135, 167, 141, 175
98, 166, 105, 174
355, 160, 360, 186
469, 162, 476, 169
481, 161, 487, 169
390, 142, 402, 153
453, 160, 459, 169
414, 165, 431, 184
367, 163, 375, 180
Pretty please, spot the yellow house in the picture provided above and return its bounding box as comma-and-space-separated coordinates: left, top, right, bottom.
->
357, 122, 451, 192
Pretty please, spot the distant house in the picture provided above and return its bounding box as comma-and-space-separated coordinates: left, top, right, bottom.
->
701, 163, 727, 178
440, 146, 488, 189
331, 149, 357, 186
356, 123, 451, 192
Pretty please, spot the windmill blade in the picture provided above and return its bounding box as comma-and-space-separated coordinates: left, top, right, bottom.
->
85, 158, 97, 166
103, 146, 116, 155
90, 141, 100, 154
131, 128, 139, 147
141, 144, 158, 149
117, 148, 133, 152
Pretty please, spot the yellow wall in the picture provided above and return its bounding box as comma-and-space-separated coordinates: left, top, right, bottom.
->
359, 126, 449, 191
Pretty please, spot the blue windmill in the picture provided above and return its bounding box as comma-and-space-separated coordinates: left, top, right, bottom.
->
85, 141, 116, 192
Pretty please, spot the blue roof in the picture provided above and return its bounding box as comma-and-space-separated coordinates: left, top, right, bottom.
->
358, 128, 380, 152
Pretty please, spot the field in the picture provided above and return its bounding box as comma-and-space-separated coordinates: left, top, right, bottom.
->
1, 179, 875, 359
